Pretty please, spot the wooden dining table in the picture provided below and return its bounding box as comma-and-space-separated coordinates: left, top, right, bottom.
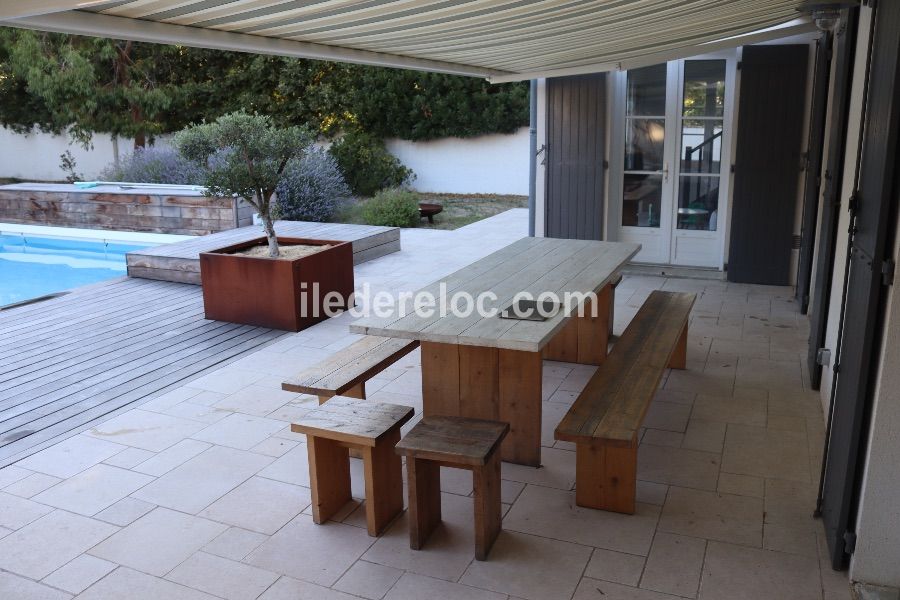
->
350, 237, 641, 466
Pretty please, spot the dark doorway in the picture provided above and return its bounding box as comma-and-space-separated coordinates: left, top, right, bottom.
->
728, 45, 809, 285
545, 74, 606, 240
819, 0, 900, 570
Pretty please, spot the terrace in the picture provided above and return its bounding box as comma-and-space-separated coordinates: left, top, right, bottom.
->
1, 1, 899, 598
0, 210, 846, 600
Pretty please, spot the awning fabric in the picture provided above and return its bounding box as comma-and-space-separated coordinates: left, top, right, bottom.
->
2, 1, 813, 80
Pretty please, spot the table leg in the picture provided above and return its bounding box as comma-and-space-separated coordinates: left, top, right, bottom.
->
421, 341, 460, 417
499, 349, 542, 466
543, 283, 611, 366
420, 341, 542, 466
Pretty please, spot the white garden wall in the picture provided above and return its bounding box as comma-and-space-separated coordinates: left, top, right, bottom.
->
385, 127, 529, 195
0, 127, 127, 182
1, 126, 530, 196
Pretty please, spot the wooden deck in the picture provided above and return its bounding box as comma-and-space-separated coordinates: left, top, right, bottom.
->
0, 277, 286, 467
126, 220, 401, 284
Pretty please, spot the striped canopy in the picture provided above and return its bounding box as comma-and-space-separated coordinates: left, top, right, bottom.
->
2, 1, 814, 80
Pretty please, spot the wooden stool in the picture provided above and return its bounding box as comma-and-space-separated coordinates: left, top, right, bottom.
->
292, 396, 414, 537
395, 416, 509, 560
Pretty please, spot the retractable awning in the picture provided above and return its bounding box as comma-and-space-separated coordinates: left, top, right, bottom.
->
0, 1, 816, 81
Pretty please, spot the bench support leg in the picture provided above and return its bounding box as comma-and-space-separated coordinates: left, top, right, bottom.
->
668, 323, 688, 370
362, 429, 404, 536
575, 440, 637, 515
407, 457, 442, 550
472, 452, 502, 560
317, 382, 366, 406
608, 277, 620, 338
307, 435, 351, 524
345, 382, 367, 400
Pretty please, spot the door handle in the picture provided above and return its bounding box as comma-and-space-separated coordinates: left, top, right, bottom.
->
663, 162, 670, 182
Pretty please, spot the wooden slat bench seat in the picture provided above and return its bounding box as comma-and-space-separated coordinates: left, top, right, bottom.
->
555, 290, 696, 514
282, 335, 419, 404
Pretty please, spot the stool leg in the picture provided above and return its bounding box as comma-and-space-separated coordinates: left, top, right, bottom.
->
407, 457, 441, 550
472, 452, 502, 560
307, 435, 351, 524
362, 430, 404, 536
575, 440, 637, 514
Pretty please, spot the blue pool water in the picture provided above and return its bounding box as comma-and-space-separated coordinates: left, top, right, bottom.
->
0, 234, 149, 307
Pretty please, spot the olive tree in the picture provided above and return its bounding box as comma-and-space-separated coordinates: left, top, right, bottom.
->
175, 112, 312, 257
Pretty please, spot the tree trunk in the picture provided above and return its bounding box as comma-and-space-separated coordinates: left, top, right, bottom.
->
262, 213, 279, 258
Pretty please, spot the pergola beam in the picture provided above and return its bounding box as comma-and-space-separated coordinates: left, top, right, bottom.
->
0, 1, 109, 20
489, 19, 818, 83
1, 9, 505, 79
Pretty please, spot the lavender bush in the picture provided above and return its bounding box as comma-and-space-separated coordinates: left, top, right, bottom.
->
100, 146, 207, 185
276, 148, 351, 222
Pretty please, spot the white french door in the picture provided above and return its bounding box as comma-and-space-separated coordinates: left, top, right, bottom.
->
610, 51, 737, 268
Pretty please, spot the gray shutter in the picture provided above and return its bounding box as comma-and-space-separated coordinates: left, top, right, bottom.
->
797, 37, 833, 312
819, 0, 900, 570
728, 45, 809, 285
808, 9, 858, 390
545, 74, 606, 240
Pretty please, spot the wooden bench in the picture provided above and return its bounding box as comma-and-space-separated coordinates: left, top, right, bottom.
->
555, 290, 696, 514
292, 397, 414, 536
283, 335, 419, 404
396, 416, 509, 561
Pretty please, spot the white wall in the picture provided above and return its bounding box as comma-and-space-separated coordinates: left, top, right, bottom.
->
1, 126, 529, 196
385, 128, 529, 195
850, 205, 900, 590
0, 127, 126, 181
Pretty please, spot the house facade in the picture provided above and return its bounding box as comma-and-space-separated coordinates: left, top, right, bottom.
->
531, 3, 900, 591
533, 36, 819, 281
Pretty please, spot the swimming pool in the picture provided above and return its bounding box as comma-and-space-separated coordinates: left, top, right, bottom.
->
0, 232, 151, 307
1, 225, 193, 308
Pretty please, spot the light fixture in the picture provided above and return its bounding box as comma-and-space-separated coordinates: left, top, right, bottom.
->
797, 0, 859, 32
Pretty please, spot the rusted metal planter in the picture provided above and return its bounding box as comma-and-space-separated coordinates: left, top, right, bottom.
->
199, 237, 354, 331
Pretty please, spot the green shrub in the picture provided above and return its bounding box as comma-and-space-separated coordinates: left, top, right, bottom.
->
329, 131, 413, 197
361, 188, 420, 227
276, 148, 350, 222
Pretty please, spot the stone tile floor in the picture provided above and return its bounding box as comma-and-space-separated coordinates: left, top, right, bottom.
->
0, 209, 850, 599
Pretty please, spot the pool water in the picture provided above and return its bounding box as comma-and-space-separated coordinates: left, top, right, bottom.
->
0, 234, 149, 307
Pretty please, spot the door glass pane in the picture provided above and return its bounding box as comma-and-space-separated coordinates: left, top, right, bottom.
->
680, 119, 723, 173
626, 64, 667, 116
683, 60, 726, 117
677, 175, 720, 231
623, 174, 662, 228
625, 118, 665, 171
